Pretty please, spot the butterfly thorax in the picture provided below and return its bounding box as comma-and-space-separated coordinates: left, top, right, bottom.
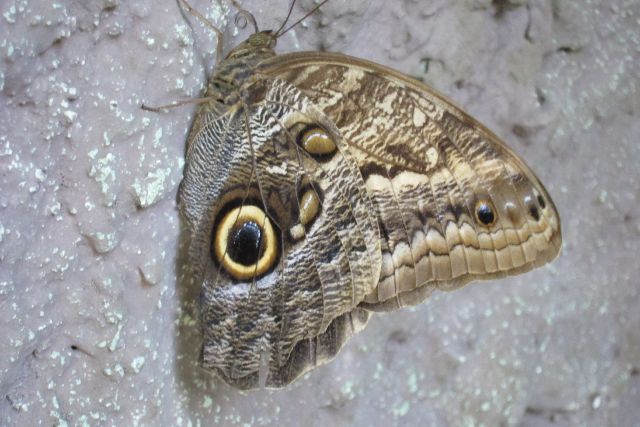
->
205, 31, 277, 106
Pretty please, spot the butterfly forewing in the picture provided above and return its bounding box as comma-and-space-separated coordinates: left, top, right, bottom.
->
259, 52, 561, 310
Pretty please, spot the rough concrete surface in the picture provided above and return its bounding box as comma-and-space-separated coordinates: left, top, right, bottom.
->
1, 0, 639, 425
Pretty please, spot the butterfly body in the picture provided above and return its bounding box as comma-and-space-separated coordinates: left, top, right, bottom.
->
178, 29, 561, 390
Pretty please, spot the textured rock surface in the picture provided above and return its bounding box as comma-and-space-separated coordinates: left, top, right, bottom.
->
1, 0, 638, 425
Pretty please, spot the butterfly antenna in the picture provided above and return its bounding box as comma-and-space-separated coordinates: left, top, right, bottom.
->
275, 0, 298, 37
276, 0, 329, 38
230, 0, 259, 33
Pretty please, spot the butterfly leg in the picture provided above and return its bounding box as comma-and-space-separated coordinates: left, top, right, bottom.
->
141, 96, 219, 113
178, 0, 225, 64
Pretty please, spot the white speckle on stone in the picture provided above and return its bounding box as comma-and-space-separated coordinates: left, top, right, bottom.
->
104, 308, 123, 325
47, 201, 61, 216
130, 356, 145, 373
392, 401, 410, 417
87, 152, 117, 206
35, 168, 46, 182
592, 394, 602, 409
407, 372, 418, 394
2, 4, 16, 23
153, 128, 163, 148
83, 200, 95, 211
598, 190, 608, 204
340, 380, 355, 400
102, 131, 112, 147
51, 396, 70, 427
103, 363, 125, 380
175, 23, 193, 47
87, 230, 119, 254
109, 323, 124, 352
6, 392, 29, 412
203, 396, 213, 408
133, 167, 171, 209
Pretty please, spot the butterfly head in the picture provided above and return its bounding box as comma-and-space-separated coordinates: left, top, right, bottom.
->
225, 31, 277, 60
224, 0, 330, 60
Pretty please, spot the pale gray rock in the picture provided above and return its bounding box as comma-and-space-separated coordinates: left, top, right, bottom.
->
1, 0, 638, 425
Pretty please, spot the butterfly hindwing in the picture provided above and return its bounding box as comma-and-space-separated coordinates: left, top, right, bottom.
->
180, 76, 382, 388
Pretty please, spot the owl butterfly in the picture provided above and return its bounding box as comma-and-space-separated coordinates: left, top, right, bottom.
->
169, 0, 562, 390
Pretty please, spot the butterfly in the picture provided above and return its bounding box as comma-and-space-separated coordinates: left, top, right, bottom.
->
162, 0, 562, 390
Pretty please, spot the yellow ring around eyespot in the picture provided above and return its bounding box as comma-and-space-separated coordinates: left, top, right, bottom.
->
214, 205, 277, 281
474, 199, 497, 227
300, 127, 336, 155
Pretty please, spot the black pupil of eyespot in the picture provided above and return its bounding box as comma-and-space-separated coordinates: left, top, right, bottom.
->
477, 204, 495, 225
228, 221, 263, 266
537, 194, 546, 209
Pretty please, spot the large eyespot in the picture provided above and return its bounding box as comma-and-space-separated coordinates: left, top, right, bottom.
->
475, 200, 497, 226
297, 125, 337, 159
213, 205, 278, 280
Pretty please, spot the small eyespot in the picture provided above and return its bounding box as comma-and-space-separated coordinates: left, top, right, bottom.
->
289, 187, 323, 241
298, 126, 337, 158
299, 188, 321, 227
537, 194, 546, 209
528, 205, 541, 221
524, 195, 542, 221
213, 205, 278, 280
475, 200, 497, 226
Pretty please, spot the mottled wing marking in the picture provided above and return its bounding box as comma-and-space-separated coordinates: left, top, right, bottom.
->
260, 53, 561, 310
181, 37, 562, 390
180, 76, 383, 388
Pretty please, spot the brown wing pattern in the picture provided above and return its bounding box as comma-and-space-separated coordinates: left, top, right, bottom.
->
260, 53, 562, 311
179, 37, 561, 390
180, 76, 383, 389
